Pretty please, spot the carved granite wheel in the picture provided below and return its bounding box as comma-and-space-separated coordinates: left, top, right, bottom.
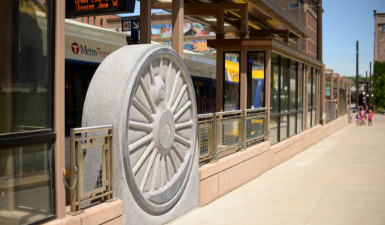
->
82, 45, 197, 217
124, 50, 197, 214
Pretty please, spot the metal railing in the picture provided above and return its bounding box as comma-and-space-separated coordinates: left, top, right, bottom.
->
67, 125, 115, 215
198, 108, 268, 164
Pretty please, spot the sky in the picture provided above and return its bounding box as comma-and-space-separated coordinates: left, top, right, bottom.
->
323, 0, 384, 77
117, 1, 385, 78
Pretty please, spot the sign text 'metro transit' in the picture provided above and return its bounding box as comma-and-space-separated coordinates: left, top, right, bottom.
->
66, 0, 136, 18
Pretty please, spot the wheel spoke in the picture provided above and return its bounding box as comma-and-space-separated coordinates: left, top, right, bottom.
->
169, 151, 178, 173
165, 156, 172, 182
148, 64, 155, 84
168, 70, 181, 108
160, 156, 165, 186
174, 134, 191, 147
139, 148, 157, 192
139, 78, 157, 114
175, 120, 193, 130
132, 97, 154, 123
171, 84, 187, 113
132, 142, 155, 175
174, 101, 192, 121
150, 152, 161, 192
172, 143, 185, 163
129, 121, 153, 132
159, 57, 164, 81
129, 134, 153, 153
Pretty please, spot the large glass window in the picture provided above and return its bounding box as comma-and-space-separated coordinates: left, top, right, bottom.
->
224, 52, 240, 111
270, 54, 279, 114
297, 112, 303, 133
0, 1, 52, 135
270, 54, 304, 145
0, 1, 55, 224
280, 57, 289, 112
290, 61, 297, 111
307, 67, 312, 108
297, 64, 303, 109
247, 52, 265, 109
270, 117, 279, 145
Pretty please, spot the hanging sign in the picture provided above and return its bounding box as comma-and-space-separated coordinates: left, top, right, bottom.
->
66, 0, 136, 18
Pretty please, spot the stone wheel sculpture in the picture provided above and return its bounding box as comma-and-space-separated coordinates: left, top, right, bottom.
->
82, 44, 197, 215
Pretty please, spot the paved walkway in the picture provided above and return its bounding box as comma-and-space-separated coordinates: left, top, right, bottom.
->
169, 114, 385, 225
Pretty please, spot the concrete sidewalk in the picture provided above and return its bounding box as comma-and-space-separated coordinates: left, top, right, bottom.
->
169, 114, 385, 225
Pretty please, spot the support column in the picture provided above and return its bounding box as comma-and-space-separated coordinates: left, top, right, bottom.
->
216, 46, 224, 112
284, 30, 289, 44
321, 64, 326, 123
265, 48, 271, 139
345, 80, 348, 114
330, 75, 334, 100
336, 74, 340, 117
140, 0, 151, 44
240, 47, 247, 109
172, 0, 184, 58
216, 9, 224, 39
240, 4, 249, 38
55, 0, 66, 218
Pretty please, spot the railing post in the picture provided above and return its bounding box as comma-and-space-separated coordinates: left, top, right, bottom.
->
240, 110, 246, 151
69, 128, 76, 214
211, 112, 218, 162
264, 110, 268, 141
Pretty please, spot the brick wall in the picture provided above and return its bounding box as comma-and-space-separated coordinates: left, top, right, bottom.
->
375, 14, 385, 62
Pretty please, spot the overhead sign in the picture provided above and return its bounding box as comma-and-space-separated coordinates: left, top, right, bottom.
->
66, 0, 136, 18
122, 16, 140, 31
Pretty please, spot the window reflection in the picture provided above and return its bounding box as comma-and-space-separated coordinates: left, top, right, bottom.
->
0, 144, 53, 224
280, 57, 289, 112
289, 114, 296, 137
297, 112, 303, 133
290, 61, 296, 111
247, 52, 265, 109
0, 0, 51, 135
224, 53, 240, 111
280, 115, 288, 141
297, 64, 303, 109
270, 54, 279, 114
270, 117, 279, 144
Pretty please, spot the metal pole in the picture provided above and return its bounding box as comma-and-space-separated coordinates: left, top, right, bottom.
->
369, 62, 372, 104
356, 41, 359, 109
366, 71, 368, 105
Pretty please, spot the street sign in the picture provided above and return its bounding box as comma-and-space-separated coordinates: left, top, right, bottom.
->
122, 16, 140, 31
66, 0, 136, 18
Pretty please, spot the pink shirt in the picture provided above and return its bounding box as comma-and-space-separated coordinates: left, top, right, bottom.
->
360, 110, 366, 118
368, 113, 373, 121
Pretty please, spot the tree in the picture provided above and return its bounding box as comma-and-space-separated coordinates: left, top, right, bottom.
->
373, 61, 385, 108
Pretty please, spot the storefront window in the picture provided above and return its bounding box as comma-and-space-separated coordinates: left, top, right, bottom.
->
280, 57, 289, 112
0, 1, 55, 224
289, 61, 297, 111
280, 116, 288, 141
270, 117, 279, 144
0, 143, 53, 224
270, 54, 279, 114
224, 52, 240, 111
297, 112, 303, 133
0, 0, 52, 135
247, 52, 265, 109
307, 67, 312, 108
297, 64, 303, 109
289, 114, 296, 137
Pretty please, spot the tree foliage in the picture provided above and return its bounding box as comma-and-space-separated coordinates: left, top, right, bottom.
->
373, 61, 385, 108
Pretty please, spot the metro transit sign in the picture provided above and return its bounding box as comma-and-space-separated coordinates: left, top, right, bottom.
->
122, 16, 140, 31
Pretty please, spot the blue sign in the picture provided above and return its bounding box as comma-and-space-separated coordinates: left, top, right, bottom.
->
131, 30, 139, 41
122, 16, 140, 31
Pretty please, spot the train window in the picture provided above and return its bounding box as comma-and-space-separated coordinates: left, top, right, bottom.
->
224, 52, 240, 111
247, 52, 265, 109
280, 57, 289, 113
297, 63, 303, 109
270, 54, 279, 114
289, 60, 297, 111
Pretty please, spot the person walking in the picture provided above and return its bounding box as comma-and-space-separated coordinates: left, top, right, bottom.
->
368, 109, 374, 126
355, 111, 361, 126
363, 102, 368, 125
360, 106, 366, 126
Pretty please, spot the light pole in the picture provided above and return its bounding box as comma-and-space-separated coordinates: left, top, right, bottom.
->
369, 62, 372, 104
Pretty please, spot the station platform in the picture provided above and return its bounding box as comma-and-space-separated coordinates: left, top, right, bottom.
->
168, 114, 385, 225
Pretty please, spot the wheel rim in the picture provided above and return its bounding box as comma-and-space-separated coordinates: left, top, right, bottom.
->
126, 54, 196, 213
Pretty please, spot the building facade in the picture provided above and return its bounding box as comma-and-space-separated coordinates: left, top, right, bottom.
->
272, 0, 319, 59
374, 10, 385, 62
